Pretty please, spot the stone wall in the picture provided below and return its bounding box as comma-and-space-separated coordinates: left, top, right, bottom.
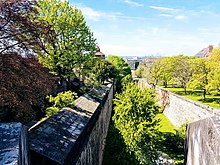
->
0, 123, 29, 165
29, 84, 114, 165
185, 116, 220, 165
138, 79, 220, 127
156, 87, 220, 127
75, 84, 113, 165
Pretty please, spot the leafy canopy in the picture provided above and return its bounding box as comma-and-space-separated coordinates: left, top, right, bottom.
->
0, 54, 54, 123
36, 0, 96, 81
113, 83, 160, 164
90, 58, 116, 85
106, 55, 131, 91
187, 58, 210, 99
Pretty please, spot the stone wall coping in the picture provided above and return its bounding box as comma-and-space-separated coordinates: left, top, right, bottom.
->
28, 84, 112, 164
0, 123, 23, 165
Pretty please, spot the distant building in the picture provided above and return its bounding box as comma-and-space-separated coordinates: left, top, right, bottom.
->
123, 57, 143, 69
195, 45, 213, 58
95, 46, 105, 58
122, 57, 143, 77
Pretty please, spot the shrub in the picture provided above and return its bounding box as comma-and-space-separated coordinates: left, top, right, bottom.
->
46, 91, 77, 117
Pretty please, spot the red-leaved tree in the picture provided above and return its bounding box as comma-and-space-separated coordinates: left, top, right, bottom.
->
0, 0, 54, 56
0, 53, 55, 123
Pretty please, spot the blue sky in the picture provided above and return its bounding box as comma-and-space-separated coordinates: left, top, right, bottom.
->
69, 0, 220, 56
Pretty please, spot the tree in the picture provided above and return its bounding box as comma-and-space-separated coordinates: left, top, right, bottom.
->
147, 58, 163, 88
134, 63, 147, 78
207, 46, 220, 95
0, 53, 55, 123
91, 58, 116, 85
36, 0, 97, 89
0, 0, 53, 56
157, 57, 174, 88
187, 58, 210, 99
106, 55, 131, 91
207, 60, 220, 95
172, 55, 194, 94
113, 83, 160, 164
211, 47, 220, 61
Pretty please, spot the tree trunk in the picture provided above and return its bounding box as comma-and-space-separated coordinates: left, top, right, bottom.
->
66, 76, 71, 90
203, 89, 206, 100
163, 82, 167, 88
184, 86, 187, 95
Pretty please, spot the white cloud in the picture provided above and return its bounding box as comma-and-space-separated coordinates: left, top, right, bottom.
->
78, 6, 107, 21
77, 5, 150, 22
150, 6, 187, 21
149, 6, 178, 12
175, 15, 187, 20
159, 14, 173, 17
123, 0, 143, 7
158, 13, 187, 21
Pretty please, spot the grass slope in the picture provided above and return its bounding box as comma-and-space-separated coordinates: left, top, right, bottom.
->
156, 113, 176, 133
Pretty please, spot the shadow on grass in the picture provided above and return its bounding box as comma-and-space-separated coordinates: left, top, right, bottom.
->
174, 90, 202, 96
157, 131, 185, 165
199, 97, 220, 104
102, 120, 140, 165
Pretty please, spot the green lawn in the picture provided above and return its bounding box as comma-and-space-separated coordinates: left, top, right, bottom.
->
165, 87, 220, 109
155, 113, 176, 133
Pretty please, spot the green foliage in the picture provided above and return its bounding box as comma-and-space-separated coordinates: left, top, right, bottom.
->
46, 91, 77, 117
45, 107, 60, 117
207, 60, 220, 95
106, 55, 131, 91
113, 83, 160, 164
172, 55, 195, 93
103, 121, 140, 165
187, 58, 210, 99
146, 55, 220, 100
36, 0, 96, 86
147, 58, 163, 88
146, 55, 196, 92
159, 124, 185, 165
121, 74, 133, 88
211, 47, 220, 61
156, 114, 185, 164
91, 58, 116, 85
206, 48, 220, 95
134, 64, 147, 78
158, 57, 174, 88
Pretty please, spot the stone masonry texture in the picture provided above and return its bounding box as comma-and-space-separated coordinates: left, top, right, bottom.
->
28, 84, 113, 165
138, 79, 220, 127
0, 123, 29, 165
156, 86, 220, 127
185, 116, 220, 165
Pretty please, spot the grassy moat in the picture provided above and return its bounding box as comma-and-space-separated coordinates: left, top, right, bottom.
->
103, 113, 185, 165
